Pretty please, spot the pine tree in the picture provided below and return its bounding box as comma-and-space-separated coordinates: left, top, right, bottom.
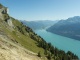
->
44, 50, 47, 55
38, 51, 41, 57
47, 53, 51, 60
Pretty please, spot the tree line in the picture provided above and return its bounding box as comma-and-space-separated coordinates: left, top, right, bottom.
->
18, 22, 79, 60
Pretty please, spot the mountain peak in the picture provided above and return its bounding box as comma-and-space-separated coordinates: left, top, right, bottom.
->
73, 16, 80, 18
67, 16, 80, 20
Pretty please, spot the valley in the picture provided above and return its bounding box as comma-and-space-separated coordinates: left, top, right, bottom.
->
35, 29, 80, 58
0, 3, 79, 60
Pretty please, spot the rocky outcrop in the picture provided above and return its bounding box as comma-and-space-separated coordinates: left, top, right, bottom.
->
0, 4, 14, 30
7, 18, 14, 30
0, 4, 9, 21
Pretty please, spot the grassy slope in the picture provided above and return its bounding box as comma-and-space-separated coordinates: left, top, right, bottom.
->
0, 18, 45, 58
12, 18, 45, 55
0, 4, 78, 60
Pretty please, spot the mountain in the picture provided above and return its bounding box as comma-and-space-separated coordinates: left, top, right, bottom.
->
47, 16, 80, 40
0, 4, 79, 60
21, 20, 58, 30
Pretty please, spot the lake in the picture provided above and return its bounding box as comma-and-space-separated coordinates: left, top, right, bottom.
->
34, 29, 80, 58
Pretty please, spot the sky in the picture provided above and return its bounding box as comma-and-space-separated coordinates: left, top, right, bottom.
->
0, 0, 80, 21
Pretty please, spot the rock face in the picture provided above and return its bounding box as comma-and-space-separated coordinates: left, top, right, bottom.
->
0, 4, 14, 30
7, 18, 14, 29
0, 4, 9, 20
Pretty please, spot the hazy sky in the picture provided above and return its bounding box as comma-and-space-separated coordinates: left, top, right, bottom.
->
0, 0, 80, 21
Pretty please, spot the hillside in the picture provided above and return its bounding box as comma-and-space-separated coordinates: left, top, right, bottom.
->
21, 20, 58, 30
0, 4, 42, 60
0, 4, 79, 60
47, 16, 80, 41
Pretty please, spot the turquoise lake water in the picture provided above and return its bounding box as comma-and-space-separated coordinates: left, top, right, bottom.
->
35, 29, 80, 58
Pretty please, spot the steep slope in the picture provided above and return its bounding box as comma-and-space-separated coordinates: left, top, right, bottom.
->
21, 20, 58, 30
0, 33, 41, 60
0, 4, 42, 60
0, 4, 79, 60
47, 16, 80, 41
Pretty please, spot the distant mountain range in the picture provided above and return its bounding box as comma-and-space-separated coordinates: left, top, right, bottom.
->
47, 16, 80, 40
0, 4, 79, 60
21, 20, 58, 30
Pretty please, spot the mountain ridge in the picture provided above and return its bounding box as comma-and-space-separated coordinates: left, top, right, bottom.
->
47, 16, 80, 41
0, 4, 79, 60
21, 20, 58, 30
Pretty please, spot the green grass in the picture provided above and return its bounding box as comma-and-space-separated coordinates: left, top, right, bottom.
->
0, 18, 45, 57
